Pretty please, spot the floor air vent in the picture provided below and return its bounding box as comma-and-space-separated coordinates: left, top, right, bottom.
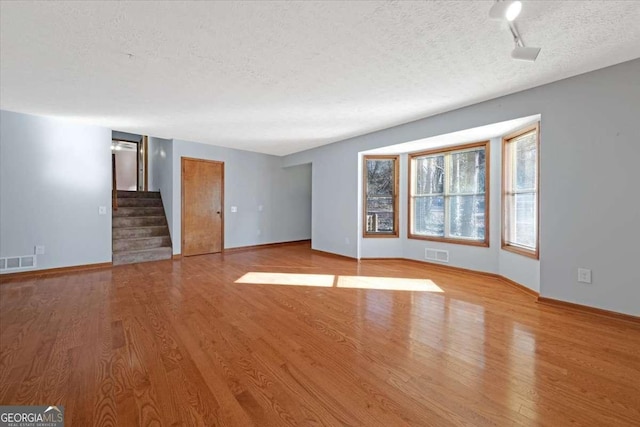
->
0, 255, 37, 271
425, 248, 449, 263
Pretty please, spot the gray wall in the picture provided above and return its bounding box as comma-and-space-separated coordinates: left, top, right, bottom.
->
0, 110, 112, 271
149, 137, 174, 240
171, 139, 311, 254
283, 59, 640, 316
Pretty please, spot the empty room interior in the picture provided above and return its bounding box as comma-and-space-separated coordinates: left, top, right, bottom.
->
1, 1, 639, 426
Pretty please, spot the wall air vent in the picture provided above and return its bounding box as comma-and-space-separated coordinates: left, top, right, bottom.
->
0, 255, 37, 271
425, 248, 449, 263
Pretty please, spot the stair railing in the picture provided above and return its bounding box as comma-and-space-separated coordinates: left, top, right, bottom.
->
112, 153, 118, 211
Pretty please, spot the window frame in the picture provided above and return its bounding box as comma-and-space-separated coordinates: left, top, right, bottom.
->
408, 141, 490, 247
362, 155, 400, 238
501, 123, 540, 260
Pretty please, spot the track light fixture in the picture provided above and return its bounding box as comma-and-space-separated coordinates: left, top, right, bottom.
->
508, 22, 540, 62
489, 1, 522, 22
489, 1, 541, 62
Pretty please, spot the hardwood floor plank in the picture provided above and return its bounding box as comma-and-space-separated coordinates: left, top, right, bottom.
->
1, 242, 639, 426
92, 286, 118, 427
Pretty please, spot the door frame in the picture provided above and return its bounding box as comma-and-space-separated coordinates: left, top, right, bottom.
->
181, 156, 225, 256
141, 136, 149, 191
111, 136, 148, 191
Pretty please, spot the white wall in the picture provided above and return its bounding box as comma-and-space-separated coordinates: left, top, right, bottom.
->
283, 59, 640, 316
171, 139, 311, 254
149, 137, 173, 239
0, 110, 112, 271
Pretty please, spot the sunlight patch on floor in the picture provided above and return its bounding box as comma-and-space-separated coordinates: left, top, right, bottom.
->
235, 272, 335, 287
235, 272, 443, 292
337, 276, 443, 292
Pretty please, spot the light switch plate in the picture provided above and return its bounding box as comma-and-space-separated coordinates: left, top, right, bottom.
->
231, 206, 238, 213
578, 268, 592, 284
98, 206, 107, 215
35, 245, 45, 255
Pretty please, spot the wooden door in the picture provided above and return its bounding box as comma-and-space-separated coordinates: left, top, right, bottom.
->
181, 158, 224, 256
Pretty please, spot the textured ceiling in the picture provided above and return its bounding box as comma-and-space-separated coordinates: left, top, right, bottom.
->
1, 1, 639, 155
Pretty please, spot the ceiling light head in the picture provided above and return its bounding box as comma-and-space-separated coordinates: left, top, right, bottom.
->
505, 1, 522, 21
489, 1, 522, 21
511, 45, 541, 62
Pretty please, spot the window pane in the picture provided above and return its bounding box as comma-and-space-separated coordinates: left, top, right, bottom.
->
366, 159, 394, 196
366, 197, 394, 232
449, 195, 485, 240
365, 157, 396, 235
448, 149, 485, 194
413, 196, 444, 236
515, 133, 536, 191
513, 193, 536, 248
410, 143, 488, 244
415, 156, 444, 194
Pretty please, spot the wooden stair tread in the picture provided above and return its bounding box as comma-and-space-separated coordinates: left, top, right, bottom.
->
112, 214, 166, 219
116, 190, 161, 198
112, 236, 171, 242
112, 192, 172, 265
114, 246, 172, 254
113, 246, 172, 254
113, 225, 169, 230
112, 247, 172, 266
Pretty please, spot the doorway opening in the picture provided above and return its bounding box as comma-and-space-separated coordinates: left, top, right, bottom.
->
111, 132, 172, 265
111, 132, 148, 194
111, 140, 138, 191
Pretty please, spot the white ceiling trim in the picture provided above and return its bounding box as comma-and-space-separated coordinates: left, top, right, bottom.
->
362, 115, 541, 155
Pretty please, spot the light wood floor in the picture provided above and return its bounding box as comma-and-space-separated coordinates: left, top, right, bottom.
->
1, 242, 639, 426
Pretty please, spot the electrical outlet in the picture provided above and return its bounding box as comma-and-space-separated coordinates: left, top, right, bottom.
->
577, 268, 592, 284
258, 205, 263, 212
345, 237, 350, 245
35, 245, 45, 255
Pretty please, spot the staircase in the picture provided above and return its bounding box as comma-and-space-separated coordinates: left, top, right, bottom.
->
112, 191, 173, 265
